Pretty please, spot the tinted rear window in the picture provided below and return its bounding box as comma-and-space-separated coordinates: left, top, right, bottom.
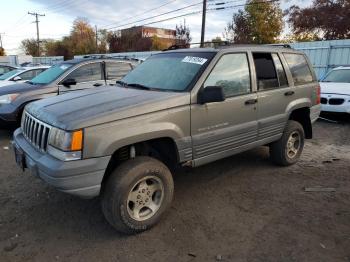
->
283, 53, 314, 85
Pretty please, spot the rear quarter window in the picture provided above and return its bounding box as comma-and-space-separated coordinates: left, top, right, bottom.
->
283, 53, 314, 85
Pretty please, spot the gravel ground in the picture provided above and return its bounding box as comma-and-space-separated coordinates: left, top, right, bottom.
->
0, 117, 349, 262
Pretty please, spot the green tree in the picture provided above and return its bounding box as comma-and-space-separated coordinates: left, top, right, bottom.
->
20, 38, 38, 56
224, 0, 283, 44
70, 17, 96, 55
286, 0, 350, 40
0, 47, 5, 56
97, 29, 108, 53
44, 38, 72, 59
175, 19, 192, 46
151, 35, 167, 51
282, 33, 320, 43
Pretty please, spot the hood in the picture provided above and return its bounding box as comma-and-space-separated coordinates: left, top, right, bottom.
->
26, 86, 190, 130
0, 80, 13, 88
320, 82, 350, 96
0, 82, 44, 95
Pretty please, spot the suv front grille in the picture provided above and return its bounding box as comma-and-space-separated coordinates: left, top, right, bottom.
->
320, 98, 328, 104
22, 112, 51, 152
329, 98, 344, 105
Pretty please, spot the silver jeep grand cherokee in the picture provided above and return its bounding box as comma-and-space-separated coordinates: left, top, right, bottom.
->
13, 46, 321, 234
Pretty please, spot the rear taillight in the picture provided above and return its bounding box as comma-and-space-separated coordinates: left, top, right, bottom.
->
316, 85, 321, 104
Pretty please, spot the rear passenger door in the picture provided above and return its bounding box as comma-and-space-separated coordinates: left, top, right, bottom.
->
105, 62, 133, 85
253, 52, 294, 141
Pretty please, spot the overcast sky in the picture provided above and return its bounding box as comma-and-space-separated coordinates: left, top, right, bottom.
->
0, 0, 312, 55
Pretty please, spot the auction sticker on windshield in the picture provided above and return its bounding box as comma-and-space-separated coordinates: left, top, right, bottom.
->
182, 56, 208, 65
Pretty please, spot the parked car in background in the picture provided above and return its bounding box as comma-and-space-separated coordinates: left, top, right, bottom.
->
0, 66, 50, 87
320, 66, 350, 114
0, 57, 136, 126
13, 46, 321, 234
0, 65, 17, 76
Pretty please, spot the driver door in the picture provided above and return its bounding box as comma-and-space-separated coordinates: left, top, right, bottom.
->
58, 62, 104, 93
191, 52, 258, 165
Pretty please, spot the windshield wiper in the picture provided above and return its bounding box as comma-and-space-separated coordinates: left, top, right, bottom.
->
126, 83, 156, 91
116, 80, 128, 86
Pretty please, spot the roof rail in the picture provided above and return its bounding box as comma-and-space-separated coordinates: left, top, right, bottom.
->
267, 44, 293, 49
163, 41, 231, 51
82, 55, 109, 59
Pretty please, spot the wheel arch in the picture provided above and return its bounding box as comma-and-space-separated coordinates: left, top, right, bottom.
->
102, 137, 180, 186
288, 107, 312, 139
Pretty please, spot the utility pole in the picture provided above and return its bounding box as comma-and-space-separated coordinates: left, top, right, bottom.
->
200, 0, 207, 47
28, 12, 45, 57
95, 25, 98, 53
0, 33, 3, 48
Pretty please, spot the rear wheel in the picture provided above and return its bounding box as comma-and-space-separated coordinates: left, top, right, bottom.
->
101, 156, 174, 234
270, 120, 305, 166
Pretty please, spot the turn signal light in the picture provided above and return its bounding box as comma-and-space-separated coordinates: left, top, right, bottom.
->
316, 85, 321, 104
71, 130, 83, 151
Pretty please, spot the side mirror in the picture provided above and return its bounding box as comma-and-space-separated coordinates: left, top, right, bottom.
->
61, 78, 77, 87
12, 76, 22, 81
198, 86, 225, 104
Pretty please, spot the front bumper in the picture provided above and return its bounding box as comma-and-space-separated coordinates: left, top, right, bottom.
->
321, 94, 350, 114
0, 103, 21, 125
310, 104, 321, 123
13, 128, 111, 198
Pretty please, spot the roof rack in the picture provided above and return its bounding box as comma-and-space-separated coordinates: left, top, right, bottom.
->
163, 41, 231, 51
82, 55, 109, 59
267, 44, 293, 49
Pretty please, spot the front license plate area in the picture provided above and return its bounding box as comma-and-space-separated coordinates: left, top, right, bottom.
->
14, 145, 26, 171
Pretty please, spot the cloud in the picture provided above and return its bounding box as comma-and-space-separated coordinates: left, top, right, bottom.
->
27, 0, 248, 42
3, 0, 313, 54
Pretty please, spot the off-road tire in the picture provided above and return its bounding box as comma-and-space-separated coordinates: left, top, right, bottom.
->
270, 120, 305, 166
101, 156, 174, 234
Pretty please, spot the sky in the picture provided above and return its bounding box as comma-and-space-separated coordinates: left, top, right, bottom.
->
0, 0, 312, 55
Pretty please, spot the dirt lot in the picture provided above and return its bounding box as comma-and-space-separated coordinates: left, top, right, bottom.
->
0, 117, 349, 262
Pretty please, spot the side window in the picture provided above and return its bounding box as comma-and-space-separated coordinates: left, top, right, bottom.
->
204, 53, 251, 97
272, 54, 288, 87
66, 63, 102, 83
34, 69, 46, 76
252, 52, 279, 90
283, 53, 313, 85
18, 70, 36, 80
0, 67, 12, 74
106, 62, 132, 80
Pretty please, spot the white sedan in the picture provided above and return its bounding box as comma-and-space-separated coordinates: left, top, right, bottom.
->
320, 67, 350, 114
0, 66, 50, 87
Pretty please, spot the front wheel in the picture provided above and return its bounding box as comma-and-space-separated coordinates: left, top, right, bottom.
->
269, 120, 305, 166
101, 156, 174, 234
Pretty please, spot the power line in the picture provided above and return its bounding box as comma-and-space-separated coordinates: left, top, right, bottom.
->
131, 0, 279, 29
28, 12, 45, 57
44, 0, 92, 14
101, 0, 178, 29
103, 1, 204, 30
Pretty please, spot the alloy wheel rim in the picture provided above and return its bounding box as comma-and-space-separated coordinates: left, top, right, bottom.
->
286, 131, 301, 159
126, 175, 164, 222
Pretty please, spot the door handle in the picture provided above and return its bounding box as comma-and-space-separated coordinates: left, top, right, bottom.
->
245, 99, 258, 105
284, 91, 295, 96
93, 83, 103, 87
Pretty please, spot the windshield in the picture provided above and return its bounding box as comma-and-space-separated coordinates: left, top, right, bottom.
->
30, 63, 73, 85
0, 69, 23, 80
322, 69, 350, 83
121, 52, 215, 91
